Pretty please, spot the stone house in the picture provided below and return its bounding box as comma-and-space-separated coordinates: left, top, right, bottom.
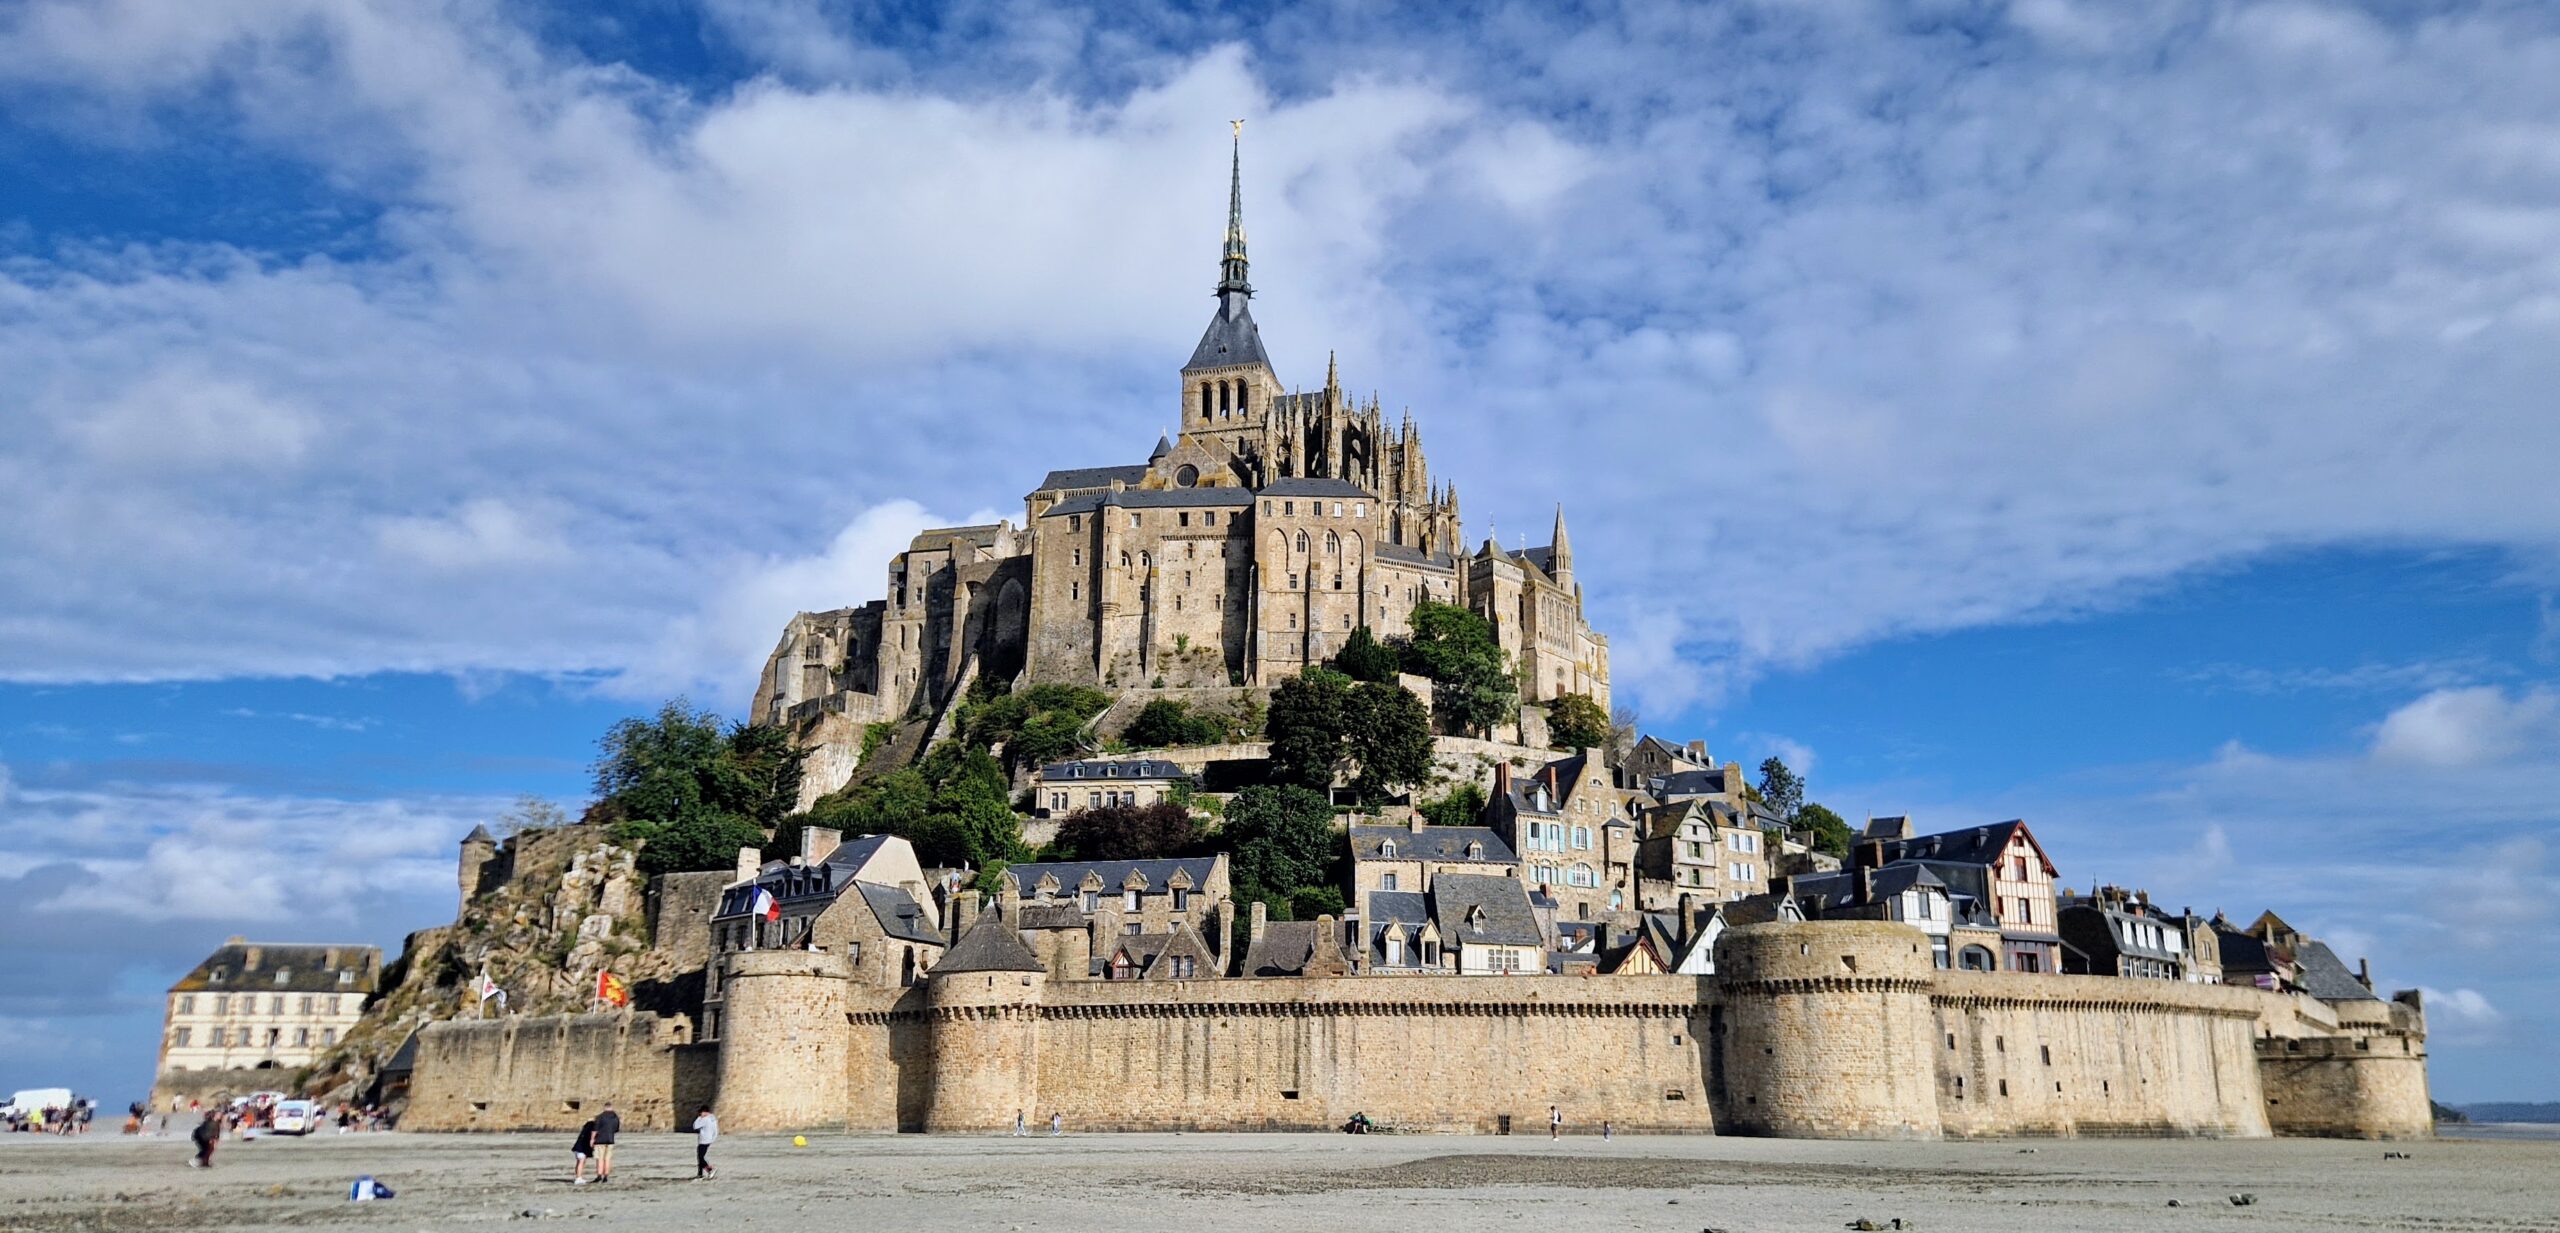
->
2059, 886, 2197, 981
1792, 859, 1962, 968
1099, 922, 1223, 981
157, 940, 380, 1081
1428, 873, 1546, 975
703, 831, 946, 1038
1634, 798, 1772, 907
1858, 818, 2063, 974
1356, 889, 1444, 973
1030, 757, 1193, 818
1000, 855, 1235, 979
1620, 734, 1718, 785
1485, 752, 1639, 924
1345, 818, 1517, 920
1236, 903, 1353, 977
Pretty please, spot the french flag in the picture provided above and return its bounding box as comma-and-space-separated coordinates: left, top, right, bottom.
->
750, 887, 780, 922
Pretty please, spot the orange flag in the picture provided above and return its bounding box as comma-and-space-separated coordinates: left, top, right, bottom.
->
596, 971, 630, 1007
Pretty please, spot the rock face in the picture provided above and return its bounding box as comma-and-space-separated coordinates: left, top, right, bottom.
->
306, 823, 721, 1109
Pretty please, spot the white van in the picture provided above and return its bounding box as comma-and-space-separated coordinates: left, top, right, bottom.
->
272, 1100, 320, 1135
5, 1089, 73, 1118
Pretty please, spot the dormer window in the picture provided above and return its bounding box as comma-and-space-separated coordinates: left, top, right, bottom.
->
1467, 842, 1484, 859
1380, 840, 1397, 858
275, 970, 291, 985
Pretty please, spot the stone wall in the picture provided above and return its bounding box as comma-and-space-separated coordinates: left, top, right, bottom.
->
403, 1012, 712, 1132
402, 922, 2429, 1141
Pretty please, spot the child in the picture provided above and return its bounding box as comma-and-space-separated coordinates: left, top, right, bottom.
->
569, 1118, 597, 1185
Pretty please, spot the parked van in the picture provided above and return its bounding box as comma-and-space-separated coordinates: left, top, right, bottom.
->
272, 1100, 320, 1135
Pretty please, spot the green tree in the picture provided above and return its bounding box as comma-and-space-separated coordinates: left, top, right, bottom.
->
1122, 699, 1229, 749
1329, 624, 1402, 683
956, 682, 1113, 772
798, 742, 1027, 872
1052, 801, 1201, 861
1221, 784, 1338, 904
1756, 757, 1803, 822
1417, 780, 1487, 829
593, 700, 808, 877
1265, 667, 1354, 791
1343, 680, 1433, 804
1795, 801, 1854, 858
1545, 692, 1611, 750
1398, 600, 1517, 737
1287, 884, 1347, 921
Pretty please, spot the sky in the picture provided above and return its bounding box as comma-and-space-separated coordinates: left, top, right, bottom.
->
0, 0, 2554, 1106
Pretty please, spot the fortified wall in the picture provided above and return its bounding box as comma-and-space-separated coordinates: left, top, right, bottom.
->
403, 922, 2430, 1139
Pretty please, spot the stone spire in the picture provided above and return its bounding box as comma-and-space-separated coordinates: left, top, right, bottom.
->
1550, 504, 1574, 589
1217, 124, 1251, 299
1325, 350, 1339, 393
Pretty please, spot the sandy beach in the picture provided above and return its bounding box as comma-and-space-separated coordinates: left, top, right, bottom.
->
3, 1127, 2555, 1233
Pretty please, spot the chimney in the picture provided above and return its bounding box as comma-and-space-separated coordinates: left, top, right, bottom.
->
1855, 864, 1874, 906
1855, 840, 1885, 871
1686, 739, 1708, 762
801, 826, 843, 864
1493, 760, 1512, 802
951, 890, 981, 943
1214, 899, 1237, 965
1310, 915, 1349, 977
1409, 809, 1427, 834
323, 947, 339, 969
734, 846, 762, 884
1249, 900, 1268, 945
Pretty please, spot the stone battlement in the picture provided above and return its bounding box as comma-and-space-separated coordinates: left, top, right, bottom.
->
401, 922, 2430, 1140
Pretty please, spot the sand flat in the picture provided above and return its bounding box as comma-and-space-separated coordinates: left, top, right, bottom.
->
3, 1129, 2555, 1233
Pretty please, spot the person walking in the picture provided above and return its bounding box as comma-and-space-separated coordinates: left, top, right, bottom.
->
1048, 1111, 1062, 1137
591, 1103, 621, 1183
691, 1106, 718, 1180
569, 1118, 598, 1184
1549, 1105, 1561, 1141
188, 1111, 221, 1168
1012, 1109, 1026, 1137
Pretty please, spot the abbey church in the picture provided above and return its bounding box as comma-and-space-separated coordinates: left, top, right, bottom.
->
754, 140, 1609, 798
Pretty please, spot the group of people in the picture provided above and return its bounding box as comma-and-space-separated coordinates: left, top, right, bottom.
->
2, 1098, 92, 1134
1008, 1109, 1066, 1136
568, 1103, 721, 1184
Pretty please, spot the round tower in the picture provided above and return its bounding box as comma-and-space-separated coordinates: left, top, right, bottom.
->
923, 913, 1048, 1134
714, 950, 853, 1131
1714, 920, 1940, 1139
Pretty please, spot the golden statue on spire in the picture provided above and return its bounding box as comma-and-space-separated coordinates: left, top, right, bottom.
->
1231, 118, 1245, 139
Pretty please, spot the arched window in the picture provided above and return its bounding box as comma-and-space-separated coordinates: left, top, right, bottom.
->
1295, 530, 1310, 553
1199, 383, 1211, 419
1570, 863, 1596, 888
1119, 551, 1131, 568
1380, 840, 1397, 858
1236, 381, 1249, 415
1219, 381, 1231, 414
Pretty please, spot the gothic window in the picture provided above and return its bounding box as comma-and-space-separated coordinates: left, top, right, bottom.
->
1295, 531, 1309, 552
1200, 383, 1212, 419
1325, 531, 1340, 554
1140, 551, 1152, 569
1219, 381, 1231, 414
1120, 551, 1131, 568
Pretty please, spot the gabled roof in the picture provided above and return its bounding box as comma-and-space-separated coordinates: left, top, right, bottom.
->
855, 882, 943, 946
1646, 768, 1735, 800
169, 942, 382, 994
1430, 873, 1543, 948
2292, 939, 2377, 1001
1720, 891, 1803, 926
1348, 825, 1516, 864
1872, 819, 2056, 877
1239, 920, 1343, 977
1031, 464, 1149, 494
1009, 856, 1222, 898
933, 913, 1046, 974
1366, 890, 1430, 925
1259, 477, 1370, 498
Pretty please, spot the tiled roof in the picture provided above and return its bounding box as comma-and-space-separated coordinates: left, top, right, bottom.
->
1258, 477, 1372, 498
170, 942, 382, 995
1036, 759, 1191, 781
1031, 464, 1149, 494
1348, 825, 1515, 864
1039, 487, 1256, 518
1430, 873, 1543, 948
1009, 856, 1220, 897
933, 913, 1046, 974
855, 882, 943, 946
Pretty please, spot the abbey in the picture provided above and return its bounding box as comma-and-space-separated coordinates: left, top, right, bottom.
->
753, 141, 1607, 798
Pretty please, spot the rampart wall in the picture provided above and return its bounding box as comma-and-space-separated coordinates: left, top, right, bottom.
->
402, 923, 2431, 1140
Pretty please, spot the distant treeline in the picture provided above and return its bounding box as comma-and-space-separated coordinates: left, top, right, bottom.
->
2458, 1102, 2560, 1124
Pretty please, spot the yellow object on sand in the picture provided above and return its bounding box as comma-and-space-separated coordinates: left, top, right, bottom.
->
792, 1135, 807, 1148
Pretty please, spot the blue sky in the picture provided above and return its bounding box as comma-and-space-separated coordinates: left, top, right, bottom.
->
2, 0, 2555, 1106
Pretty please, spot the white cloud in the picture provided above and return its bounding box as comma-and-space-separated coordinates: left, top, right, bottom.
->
376, 498, 572, 574
1739, 733, 1816, 778
2418, 986, 2503, 1029
57, 366, 319, 471
2369, 685, 2560, 768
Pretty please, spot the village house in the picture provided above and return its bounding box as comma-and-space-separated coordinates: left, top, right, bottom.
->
1634, 798, 1773, 908
2059, 885, 2198, 981
1858, 817, 2063, 973
157, 940, 381, 1081
1030, 757, 1194, 818
1428, 873, 1548, 975
1485, 751, 1639, 924
1345, 818, 1517, 919
703, 830, 947, 1033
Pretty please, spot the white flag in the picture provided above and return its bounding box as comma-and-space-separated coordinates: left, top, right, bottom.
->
475, 974, 501, 1002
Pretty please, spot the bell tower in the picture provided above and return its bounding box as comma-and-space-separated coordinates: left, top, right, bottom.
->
1177, 125, 1283, 485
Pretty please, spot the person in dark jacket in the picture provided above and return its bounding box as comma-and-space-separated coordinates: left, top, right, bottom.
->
569, 1119, 598, 1184
591, 1104, 620, 1183
188, 1112, 221, 1168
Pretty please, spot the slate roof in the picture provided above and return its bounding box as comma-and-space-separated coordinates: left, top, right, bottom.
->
1039, 487, 1257, 518
1031, 464, 1150, 494
1036, 759, 1191, 782
2214, 923, 2291, 977
1374, 542, 1458, 568
1720, 892, 1802, 926
2292, 939, 2378, 1001
462, 823, 494, 845
1015, 903, 1088, 931
1239, 920, 1327, 977
933, 913, 1046, 974
382, 1030, 421, 1075
1646, 768, 1735, 799
1258, 477, 1371, 498
1366, 890, 1430, 925
1791, 862, 1949, 912
1871, 820, 2055, 876
1185, 296, 1270, 371
855, 883, 943, 946
1430, 873, 1544, 948
169, 942, 382, 994
1348, 825, 1516, 864
909, 524, 1002, 553
1009, 856, 1221, 897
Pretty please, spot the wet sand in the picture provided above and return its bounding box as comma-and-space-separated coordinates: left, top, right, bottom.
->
3, 1127, 2555, 1233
